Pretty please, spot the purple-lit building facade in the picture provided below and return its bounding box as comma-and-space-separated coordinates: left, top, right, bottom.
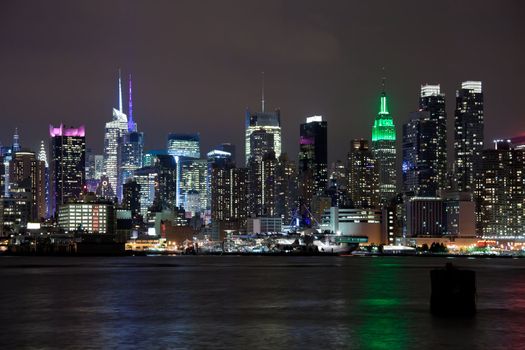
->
49, 124, 86, 216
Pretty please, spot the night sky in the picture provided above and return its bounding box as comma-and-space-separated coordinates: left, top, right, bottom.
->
0, 0, 523, 164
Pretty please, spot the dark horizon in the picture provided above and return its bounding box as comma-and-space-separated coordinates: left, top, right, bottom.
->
0, 0, 523, 164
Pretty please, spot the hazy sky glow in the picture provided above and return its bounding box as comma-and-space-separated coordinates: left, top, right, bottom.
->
0, 0, 523, 164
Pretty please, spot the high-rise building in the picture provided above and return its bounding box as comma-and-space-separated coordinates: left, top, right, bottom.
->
476, 140, 525, 238
371, 90, 397, 205
275, 153, 298, 223
348, 139, 379, 208
120, 131, 144, 188
419, 84, 447, 189
49, 124, 86, 215
103, 72, 128, 201
248, 151, 278, 217
245, 109, 281, 165
38, 140, 49, 218
9, 151, 46, 221
122, 179, 141, 220
210, 162, 247, 225
454, 81, 484, 192
167, 133, 200, 159
180, 158, 208, 215
133, 166, 158, 219
403, 111, 437, 196
298, 116, 328, 204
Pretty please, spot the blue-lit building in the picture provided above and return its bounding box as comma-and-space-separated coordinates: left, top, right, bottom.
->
167, 133, 200, 159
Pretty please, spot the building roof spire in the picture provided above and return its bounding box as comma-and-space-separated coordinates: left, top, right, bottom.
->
127, 73, 136, 132
379, 69, 389, 115
261, 71, 265, 113
118, 68, 123, 113
12, 127, 20, 152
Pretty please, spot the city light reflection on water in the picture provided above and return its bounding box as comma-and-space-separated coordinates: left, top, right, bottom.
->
0, 256, 524, 349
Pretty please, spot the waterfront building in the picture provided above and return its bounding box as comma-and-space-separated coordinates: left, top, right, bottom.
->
476, 140, 525, 238
371, 90, 397, 205
298, 115, 328, 207
440, 190, 476, 237
320, 207, 384, 245
49, 124, 86, 216
454, 81, 484, 192
9, 151, 46, 221
347, 139, 379, 208
0, 195, 32, 236
405, 197, 445, 237
247, 216, 282, 234
58, 194, 115, 234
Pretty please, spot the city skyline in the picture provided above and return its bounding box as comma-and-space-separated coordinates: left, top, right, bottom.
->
0, 1, 524, 164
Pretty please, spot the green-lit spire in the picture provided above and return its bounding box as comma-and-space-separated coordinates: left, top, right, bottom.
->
379, 93, 389, 115
372, 92, 396, 142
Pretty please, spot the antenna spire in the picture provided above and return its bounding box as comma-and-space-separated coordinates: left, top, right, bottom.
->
118, 68, 123, 112
128, 73, 135, 131
261, 71, 265, 112
381, 66, 386, 94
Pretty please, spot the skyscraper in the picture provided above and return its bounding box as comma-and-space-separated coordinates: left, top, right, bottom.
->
120, 131, 144, 189
454, 81, 484, 192
103, 71, 128, 201
348, 139, 379, 208
9, 151, 46, 221
49, 124, 86, 215
275, 153, 298, 223
245, 109, 281, 165
38, 140, 49, 218
402, 111, 440, 196
210, 161, 247, 225
180, 158, 208, 215
371, 90, 397, 205
167, 133, 201, 159
419, 84, 447, 189
298, 116, 328, 204
476, 140, 525, 238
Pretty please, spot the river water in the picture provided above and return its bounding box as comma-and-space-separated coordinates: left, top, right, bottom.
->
0, 256, 524, 349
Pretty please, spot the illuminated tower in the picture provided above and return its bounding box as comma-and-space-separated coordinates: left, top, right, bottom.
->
348, 139, 379, 208
38, 140, 50, 218
103, 70, 128, 201
419, 84, 447, 189
454, 81, 484, 192
49, 124, 86, 215
127, 74, 137, 132
371, 88, 397, 205
12, 128, 21, 153
298, 116, 328, 205
120, 73, 143, 194
244, 75, 281, 165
